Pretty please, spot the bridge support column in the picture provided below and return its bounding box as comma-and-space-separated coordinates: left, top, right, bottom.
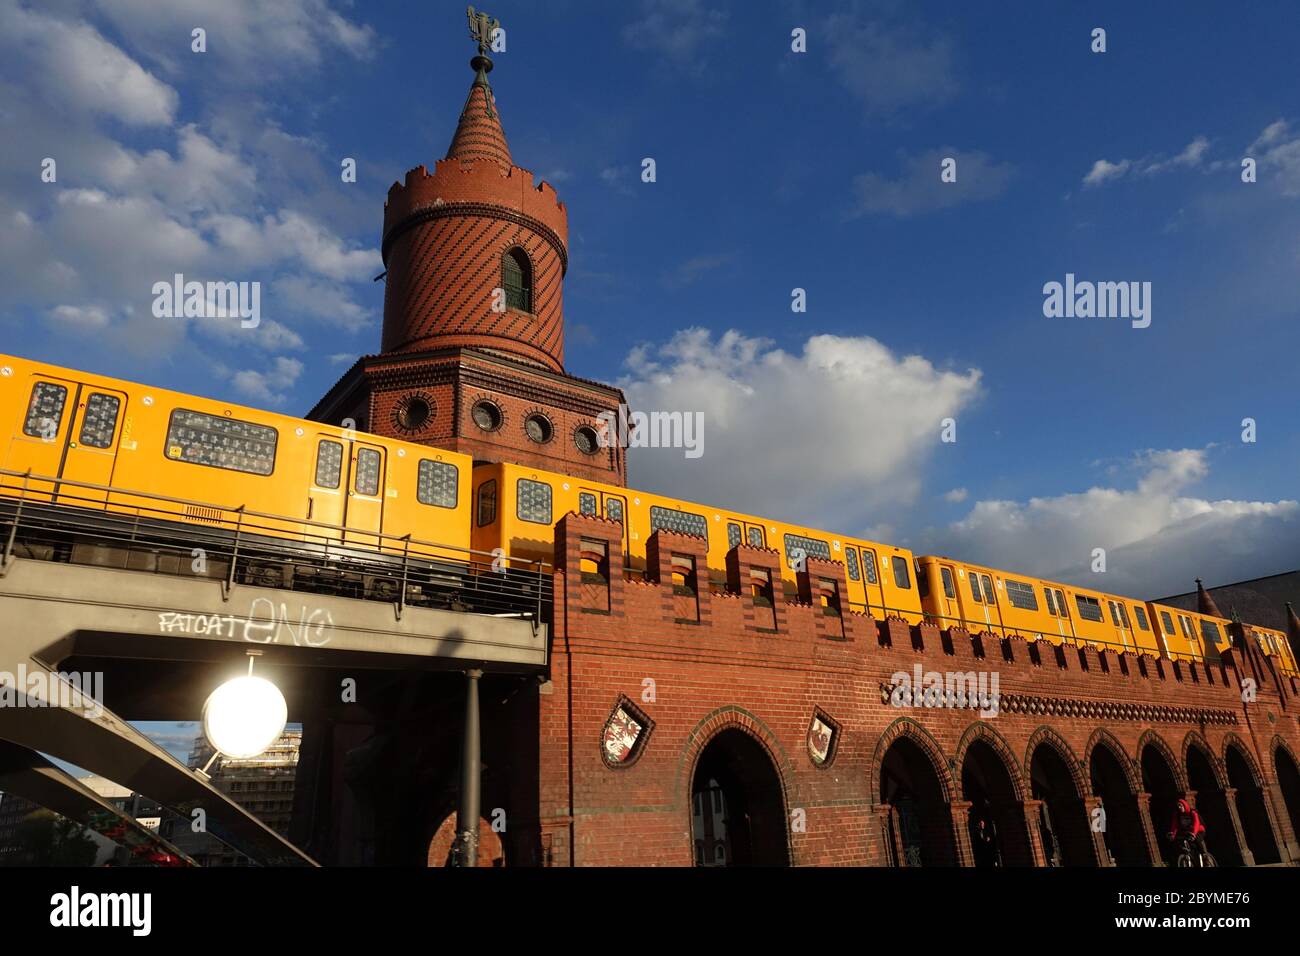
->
456, 668, 483, 866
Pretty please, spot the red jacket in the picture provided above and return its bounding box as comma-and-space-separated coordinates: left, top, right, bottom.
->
1168, 799, 1205, 839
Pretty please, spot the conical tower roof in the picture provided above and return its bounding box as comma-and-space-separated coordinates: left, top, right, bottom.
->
1195, 578, 1225, 618
446, 55, 512, 169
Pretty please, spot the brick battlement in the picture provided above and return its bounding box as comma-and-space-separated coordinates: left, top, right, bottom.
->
382, 157, 568, 253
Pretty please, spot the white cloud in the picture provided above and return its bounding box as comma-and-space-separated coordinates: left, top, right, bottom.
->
943, 487, 968, 503
0, 2, 178, 126
852, 148, 1014, 217
1247, 119, 1300, 197
229, 357, 304, 405
1082, 137, 1210, 187
619, 329, 982, 534
48, 304, 110, 328
925, 448, 1300, 598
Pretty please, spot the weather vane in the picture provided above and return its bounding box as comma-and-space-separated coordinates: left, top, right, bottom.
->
467, 6, 500, 57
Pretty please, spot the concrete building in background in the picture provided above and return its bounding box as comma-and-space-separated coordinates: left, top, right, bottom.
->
163, 729, 301, 866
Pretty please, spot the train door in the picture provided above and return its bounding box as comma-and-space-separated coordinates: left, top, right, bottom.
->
5, 376, 126, 503
342, 441, 386, 547
1045, 586, 1072, 639
307, 436, 346, 541
59, 386, 128, 504
934, 562, 960, 628
963, 568, 1003, 633
855, 546, 885, 616
1106, 600, 1132, 651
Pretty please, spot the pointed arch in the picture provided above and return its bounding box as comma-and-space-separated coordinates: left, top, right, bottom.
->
1023, 726, 1087, 797
1182, 731, 1227, 790
1137, 730, 1187, 792
869, 716, 955, 806
954, 721, 1025, 802
1084, 729, 1141, 795
1221, 733, 1264, 788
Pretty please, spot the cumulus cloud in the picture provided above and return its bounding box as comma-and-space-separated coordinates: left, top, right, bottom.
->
1246, 119, 1300, 197
619, 328, 981, 534
943, 487, 968, 504
0, 2, 178, 126
924, 448, 1300, 598
851, 148, 1014, 217
229, 356, 305, 405
824, 11, 958, 117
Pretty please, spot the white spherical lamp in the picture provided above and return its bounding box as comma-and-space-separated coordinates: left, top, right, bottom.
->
202, 675, 287, 759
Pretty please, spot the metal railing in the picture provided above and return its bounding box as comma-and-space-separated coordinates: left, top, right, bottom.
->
0, 467, 551, 624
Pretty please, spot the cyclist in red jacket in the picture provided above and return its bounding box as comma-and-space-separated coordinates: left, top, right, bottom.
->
1168, 799, 1208, 861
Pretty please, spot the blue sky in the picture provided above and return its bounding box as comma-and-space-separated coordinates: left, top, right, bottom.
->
1, 0, 1298, 622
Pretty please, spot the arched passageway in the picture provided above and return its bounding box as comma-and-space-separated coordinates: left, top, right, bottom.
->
689, 729, 789, 866
1225, 745, 1279, 865
1140, 743, 1182, 865
1274, 747, 1300, 855
1185, 745, 1243, 866
1089, 745, 1151, 866
1029, 743, 1095, 866
880, 736, 957, 866
960, 739, 1033, 866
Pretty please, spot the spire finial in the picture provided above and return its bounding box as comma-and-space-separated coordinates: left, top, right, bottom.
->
465, 6, 501, 116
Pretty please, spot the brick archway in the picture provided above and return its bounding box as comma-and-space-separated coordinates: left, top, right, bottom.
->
678, 707, 793, 867
956, 721, 1032, 866
1139, 730, 1185, 865
1223, 736, 1280, 864
873, 718, 958, 867
1272, 737, 1300, 858
1025, 726, 1095, 866
1086, 730, 1150, 865
1184, 733, 1243, 865
1137, 730, 1188, 792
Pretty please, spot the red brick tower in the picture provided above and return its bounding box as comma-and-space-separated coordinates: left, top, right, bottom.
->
310, 36, 626, 484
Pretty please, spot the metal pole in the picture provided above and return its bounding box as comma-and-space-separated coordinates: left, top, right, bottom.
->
456, 668, 483, 867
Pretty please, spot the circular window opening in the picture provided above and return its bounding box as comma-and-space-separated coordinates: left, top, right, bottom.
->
395, 395, 432, 432
471, 400, 502, 432
574, 425, 600, 455
524, 414, 553, 444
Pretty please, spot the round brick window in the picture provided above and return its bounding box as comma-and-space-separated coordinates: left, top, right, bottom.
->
471, 400, 502, 432
524, 413, 553, 444
394, 394, 433, 433
574, 425, 600, 455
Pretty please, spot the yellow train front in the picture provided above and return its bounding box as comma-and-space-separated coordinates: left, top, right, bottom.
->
472, 461, 924, 622
0, 353, 511, 612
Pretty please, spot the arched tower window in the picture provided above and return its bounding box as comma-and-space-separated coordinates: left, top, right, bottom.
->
503, 248, 532, 312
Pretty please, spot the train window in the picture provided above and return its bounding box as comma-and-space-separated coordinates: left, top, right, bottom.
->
417, 460, 458, 508
517, 478, 552, 524
845, 547, 860, 582
650, 505, 708, 540
861, 550, 879, 585
1075, 595, 1104, 622
579, 492, 598, 516
940, 567, 956, 599
1133, 606, 1150, 631
1054, 589, 1068, 616
476, 480, 497, 526
1160, 610, 1175, 635
1179, 615, 1195, 640
784, 533, 830, 567
315, 440, 343, 489
604, 497, 624, 525
354, 448, 381, 496
1117, 603, 1131, 629
1108, 601, 1122, 627
1200, 619, 1221, 647
893, 557, 913, 590
1044, 588, 1058, 616
970, 574, 984, 604
23, 381, 68, 439
727, 523, 742, 548
980, 574, 994, 603
915, 563, 929, 598
1005, 579, 1038, 611
165, 408, 277, 475
747, 527, 765, 548
78, 393, 121, 448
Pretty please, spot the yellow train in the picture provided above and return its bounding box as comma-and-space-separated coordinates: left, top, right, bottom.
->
469, 461, 923, 623
0, 353, 538, 615
1, 351, 1295, 674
